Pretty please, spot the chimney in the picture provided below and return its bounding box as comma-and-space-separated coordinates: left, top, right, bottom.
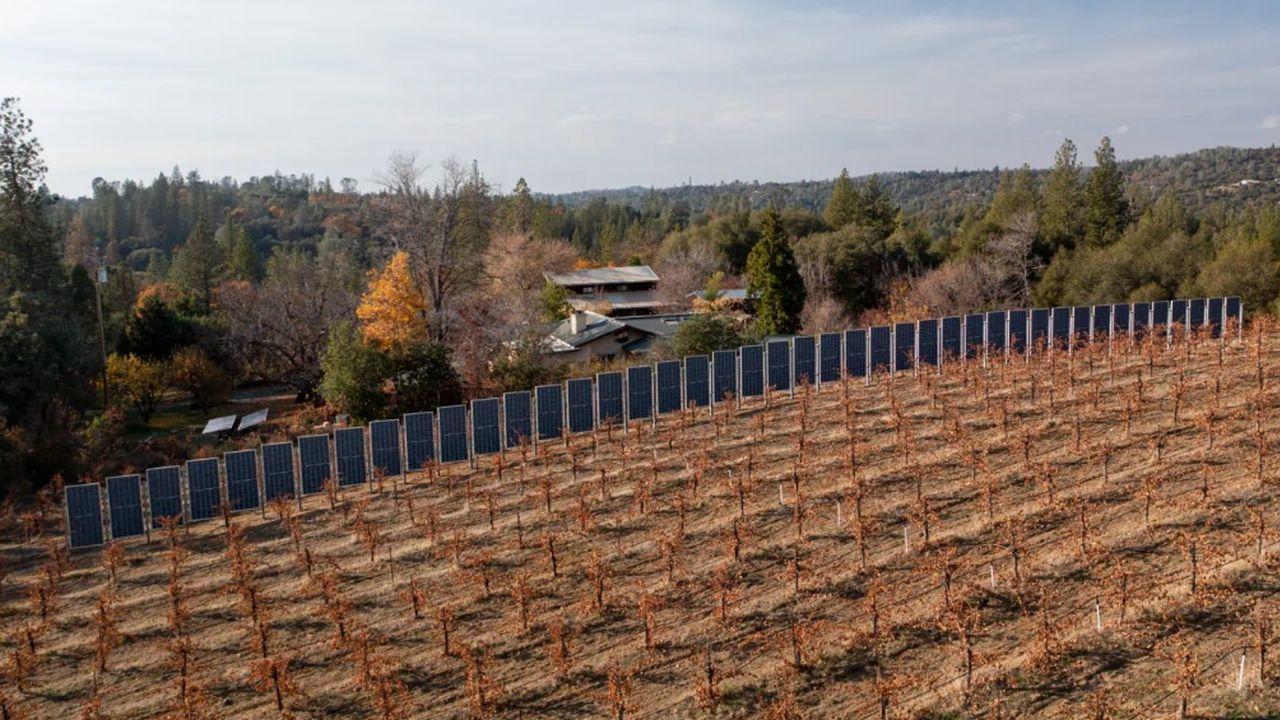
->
569, 311, 586, 335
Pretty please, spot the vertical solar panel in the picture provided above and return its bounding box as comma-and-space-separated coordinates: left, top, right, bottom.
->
536, 384, 564, 440
712, 349, 737, 404
1188, 298, 1206, 331
917, 319, 939, 366
106, 474, 144, 539
369, 419, 403, 477
1030, 308, 1050, 352
1051, 307, 1071, 349
145, 466, 183, 528
65, 483, 105, 549
504, 392, 533, 448
684, 355, 710, 408
740, 345, 765, 397
869, 326, 891, 373
844, 330, 867, 378
1207, 297, 1224, 338
1071, 306, 1091, 347
185, 458, 221, 521
225, 450, 261, 511
964, 313, 985, 360
766, 339, 792, 391
297, 434, 332, 494
334, 427, 368, 486
471, 398, 502, 455
1008, 310, 1028, 354
261, 442, 297, 502
627, 366, 655, 418
941, 317, 962, 361
893, 323, 914, 372
985, 311, 1007, 359
403, 412, 435, 471
567, 379, 595, 433
792, 336, 816, 386
438, 405, 470, 463
594, 375, 624, 428
1152, 300, 1170, 330
818, 333, 841, 382
1129, 302, 1147, 336
1170, 299, 1188, 339
1225, 296, 1242, 336
656, 360, 683, 414
1092, 304, 1112, 340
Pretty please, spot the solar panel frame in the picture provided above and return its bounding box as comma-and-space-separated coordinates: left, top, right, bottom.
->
1207, 297, 1224, 338
297, 434, 332, 494
66, 483, 105, 549
106, 474, 145, 539
369, 419, 403, 477
567, 379, 596, 433
712, 349, 738, 404
869, 326, 891, 374
766, 339, 792, 391
224, 449, 261, 511
818, 333, 842, 382
941, 317, 962, 361
334, 427, 368, 486
471, 398, 502, 455
261, 442, 297, 502
185, 458, 221, 521
844, 330, 867, 378
684, 355, 711, 409
656, 360, 683, 414
594, 375, 624, 428
627, 365, 655, 418
504, 392, 533, 448
535, 384, 565, 440
986, 310, 1007, 358
1008, 309, 1028, 354
237, 408, 269, 432
964, 313, 985, 360
740, 344, 765, 397
145, 466, 183, 528
202, 415, 237, 435
403, 412, 435, 471
792, 336, 816, 386
438, 405, 470, 463
1030, 308, 1050, 352
1051, 307, 1071, 349
917, 319, 939, 366
893, 323, 914, 372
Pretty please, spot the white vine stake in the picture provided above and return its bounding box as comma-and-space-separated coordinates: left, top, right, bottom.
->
903, 526, 911, 554
989, 564, 996, 590
1094, 598, 1102, 632
1238, 652, 1246, 691
835, 500, 843, 527
778, 482, 785, 507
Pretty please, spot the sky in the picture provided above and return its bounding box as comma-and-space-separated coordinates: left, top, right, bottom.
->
4, 0, 1279, 198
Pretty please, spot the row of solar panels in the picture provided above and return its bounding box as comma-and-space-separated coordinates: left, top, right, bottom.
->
63, 296, 1241, 549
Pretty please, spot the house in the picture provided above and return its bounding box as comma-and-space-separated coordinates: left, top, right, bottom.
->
544, 265, 668, 317
544, 309, 693, 363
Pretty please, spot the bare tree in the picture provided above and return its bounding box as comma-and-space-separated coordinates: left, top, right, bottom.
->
986, 211, 1041, 307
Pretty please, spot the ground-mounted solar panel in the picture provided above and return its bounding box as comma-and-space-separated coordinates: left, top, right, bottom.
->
237, 408, 269, 433
845, 330, 867, 378
1169, 299, 1188, 339
1128, 302, 1147, 336
594, 375, 624, 428
917, 319, 939, 366
818, 333, 841, 382
202, 415, 237, 435
1188, 298, 1207, 330
471, 398, 502, 455
740, 345, 765, 397
1051, 307, 1071, 349
1030, 308, 1050, 352
986, 311, 1007, 358
106, 475, 144, 539
1207, 297, 1224, 338
225, 450, 261, 511
893, 323, 914, 372
1225, 296, 1242, 335
536, 384, 564, 440
1072, 306, 1091, 346
627, 365, 655, 417
261, 442, 297, 502
146, 466, 183, 528
403, 412, 435, 472
185, 458, 221, 521
964, 314, 985, 360
504, 392, 533, 448
438, 405, 470, 463
334, 427, 368, 486
657, 360, 683, 414
1008, 309, 1028, 354
66, 483, 105, 549
297, 434, 332, 494
369, 419, 403, 477
712, 350, 738, 403
1092, 304, 1112, 340
684, 355, 710, 408
1151, 300, 1170, 330
941, 317, 962, 361
567, 379, 595, 433
869, 326, 891, 373
766, 339, 792, 391
792, 336, 816, 386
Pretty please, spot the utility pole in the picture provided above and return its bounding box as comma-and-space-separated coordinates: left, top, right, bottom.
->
95, 266, 110, 407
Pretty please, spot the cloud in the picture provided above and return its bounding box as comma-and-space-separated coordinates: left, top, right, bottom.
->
1008, 112, 1025, 124
1262, 115, 1280, 129
1115, 124, 1131, 135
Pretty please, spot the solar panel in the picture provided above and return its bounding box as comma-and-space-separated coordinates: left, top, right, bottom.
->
225, 450, 261, 511
627, 366, 655, 418
818, 333, 841, 382
1170, 299, 1188, 338
766, 339, 792, 391
66, 483, 105, 549
964, 313, 985, 360
1207, 297, 1224, 338
917, 319, 939, 366
1008, 309, 1028, 354
185, 458, 221, 521
1130, 302, 1148, 336
594, 375, 624, 428
868, 327, 891, 373
202, 415, 237, 435
334, 427, 368, 486
471, 398, 502, 455
739, 345, 765, 397
1092, 304, 1112, 339
1152, 300, 1170, 330
844, 330, 867, 378
404, 411, 435, 471
656, 360, 682, 414
567, 379, 595, 433
986, 311, 1007, 357
106, 475, 144, 539
438, 405, 470, 463
712, 349, 737, 403
1225, 296, 1242, 335
503, 392, 533, 448
261, 442, 297, 502
684, 355, 710, 408
893, 323, 914, 372
1030, 308, 1050, 352
941, 317, 962, 361
237, 408, 269, 432
369, 419, 403, 477
535, 384, 564, 440
1050, 307, 1070, 349
1072, 306, 1091, 346
146, 466, 183, 528
1188, 298, 1206, 329
298, 434, 332, 494
792, 336, 816, 386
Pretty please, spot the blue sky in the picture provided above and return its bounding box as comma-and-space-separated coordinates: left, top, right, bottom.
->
4, 1, 1278, 197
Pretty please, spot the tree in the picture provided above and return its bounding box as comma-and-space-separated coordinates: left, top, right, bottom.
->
746, 210, 806, 336
319, 321, 388, 421
1197, 232, 1279, 313
357, 251, 429, 353
538, 282, 570, 323
1042, 139, 1083, 251
389, 341, 461, 413
107, 354, 170, 424
1084, 137, 1129, 247
119, 293, 195, 360
225, 228, 262, 282
824, 169, 861, 229
170, 209, 221, 309
490, 333, 565, 394
169, 347, 231, 417
63, 213, 95, 270
854, 175, 898, 242
672, 314, 742, 357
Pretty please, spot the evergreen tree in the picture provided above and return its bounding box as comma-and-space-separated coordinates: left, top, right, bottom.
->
319, 321, 389, 422
855, 175, 898, 242
171, 208, 221, 307
226, 228, 262, 282
746, 209, 806, 336
984, 164, 1040, 227
823, 168, 861, 229
1084, 136, 1129, 247
1042, 139, 1083, 250
119, 294, 196, 360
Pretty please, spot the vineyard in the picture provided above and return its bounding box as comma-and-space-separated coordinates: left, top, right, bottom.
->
8, 324, 1280, 719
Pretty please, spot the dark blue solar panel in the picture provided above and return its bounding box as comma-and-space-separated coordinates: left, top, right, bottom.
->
964, 314, 984, 360
684, 355, 710, 408
1189, 298, 1206, 329
536, 384, 564, 440
766, 339, 792, 391
185, 458, 221, 521
1072, 306, 1091, 345
225, 450, 261, 511
1225, 297, 1242, 334
1152, 300, 1170, 329
893, 323, 914, 372
819, 333, 841, 382
712, 350, 737, 403
1170, 300, 1188, 336
1130, 303, 1148, 336
740, 345, 765, 397
146, 466, 183, 528
298, 434, 332, 494
1207, 297, 1224, 338
657, 360, 682, 414
594, 375, 624, 428
627, 366, 655, 418
438, 405, 469, 462
986, 311, 1007, 356
567, 379, 595, 433
869, 326, 891, 373
792, 336, 816, 386
1008, 310, 1028, 354
917, 320, 939, 366
107, 475, 144, 539
369, 419, 403, 477
66, 483, 104, 549
404, 412, 435, 471
471, 398, 502, 455
1092, 305, 1112, 338
1051, 307, 1071, 349
941, 317, 962, 361
845, 330, 867, 378
504, 392, 533, 447
1112, 303, 1131, 336
261, 442, 296, 502
1030, 309, 1050, 351
334, 427, 368, 486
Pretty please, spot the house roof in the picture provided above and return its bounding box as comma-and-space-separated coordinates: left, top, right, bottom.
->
547, 310, 629, 352
687, 288, 749, 301
545, 265, 660, 287
620, 313, 694, 340
567, 289, 667, 312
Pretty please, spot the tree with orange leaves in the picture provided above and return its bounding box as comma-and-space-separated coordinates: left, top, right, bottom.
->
356, 251, 430, 353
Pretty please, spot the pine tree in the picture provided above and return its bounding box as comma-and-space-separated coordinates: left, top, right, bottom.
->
1084, 136, 1129, 247
1042, 139, 1083, 250
226, 229, 262, 282
171, 209, 221, 308
856, 175, 898, 242
824, 169, 861, 229
746, 209, 806, 336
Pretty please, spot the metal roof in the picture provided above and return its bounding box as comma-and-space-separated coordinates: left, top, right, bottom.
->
545, 265, 660, 287
547, 310, 629, 352
566, 289, 667, 312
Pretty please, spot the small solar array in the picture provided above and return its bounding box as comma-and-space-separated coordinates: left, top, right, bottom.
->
471, 398, 501, 457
